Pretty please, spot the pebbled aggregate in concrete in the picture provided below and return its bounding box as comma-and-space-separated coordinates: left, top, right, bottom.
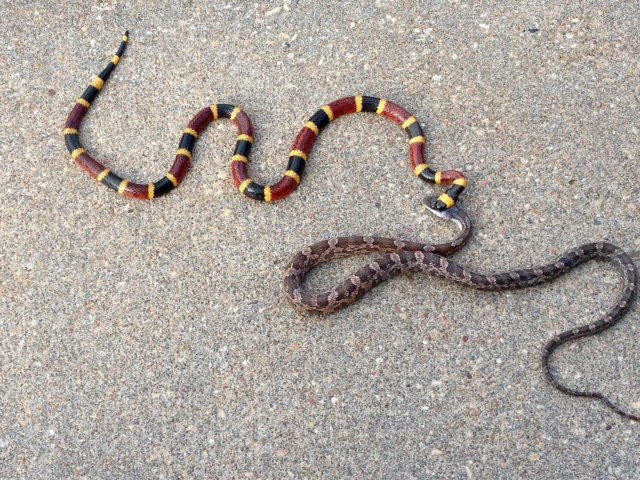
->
0, 1, 638, 478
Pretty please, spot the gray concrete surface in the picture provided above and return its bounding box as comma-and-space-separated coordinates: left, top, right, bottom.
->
1, 1, 639, 478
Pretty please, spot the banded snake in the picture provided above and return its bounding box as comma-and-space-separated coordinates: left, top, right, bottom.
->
65, 32, 638, 421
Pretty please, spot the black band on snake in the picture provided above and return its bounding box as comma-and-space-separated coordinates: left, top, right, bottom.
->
65, 33, 638, 421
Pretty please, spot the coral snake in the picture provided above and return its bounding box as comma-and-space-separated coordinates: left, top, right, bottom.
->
65, 32, 638, 421
64, 32, 466, 209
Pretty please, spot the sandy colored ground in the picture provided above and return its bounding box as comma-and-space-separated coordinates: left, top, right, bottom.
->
1, 1, 639, 478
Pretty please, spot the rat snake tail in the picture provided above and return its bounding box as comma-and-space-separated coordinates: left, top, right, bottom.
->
542, 244, 638, 421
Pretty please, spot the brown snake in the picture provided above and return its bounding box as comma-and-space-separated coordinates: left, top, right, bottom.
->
284, 197, 639, 420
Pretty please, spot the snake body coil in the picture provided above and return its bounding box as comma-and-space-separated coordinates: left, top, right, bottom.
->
65, 33, 638, 421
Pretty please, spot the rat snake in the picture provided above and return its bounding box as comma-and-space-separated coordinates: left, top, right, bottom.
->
65, 32, 638, 421
284, 202, 638, 421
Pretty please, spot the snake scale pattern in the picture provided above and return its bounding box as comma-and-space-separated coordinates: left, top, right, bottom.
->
65, 32, 638, 421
